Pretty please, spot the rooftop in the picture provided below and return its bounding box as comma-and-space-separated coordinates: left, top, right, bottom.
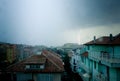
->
85, 33, 120, 45
7, 50, 64, 73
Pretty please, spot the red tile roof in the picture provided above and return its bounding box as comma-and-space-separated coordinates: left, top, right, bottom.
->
85, 33, 120, 45
7, 50, 64, 73
25, 55, 46, 64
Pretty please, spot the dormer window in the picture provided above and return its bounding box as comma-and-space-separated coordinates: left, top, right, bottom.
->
25, 64, 45, 70
25, 57, 46, 70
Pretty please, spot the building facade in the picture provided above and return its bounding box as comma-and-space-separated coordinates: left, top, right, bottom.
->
70, 33, 120, 81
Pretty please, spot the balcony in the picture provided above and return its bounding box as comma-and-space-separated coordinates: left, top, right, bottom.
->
89, 51, 120, 67
93, 69, 107, 81
78, 61, 91, 74
77, 67, 91, 81
88, 52, 101, 62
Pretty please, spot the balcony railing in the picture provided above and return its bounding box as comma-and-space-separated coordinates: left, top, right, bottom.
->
89, 52, 120, 63
78, 61, 91, 73
93, 69, 107, 81
89, 52, 100, 59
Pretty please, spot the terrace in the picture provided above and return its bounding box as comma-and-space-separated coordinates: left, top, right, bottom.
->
89, 51, 120, 67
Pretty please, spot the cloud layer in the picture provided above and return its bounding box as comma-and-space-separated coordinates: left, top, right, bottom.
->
0, 0, 120, 46
66, 0, 120, 28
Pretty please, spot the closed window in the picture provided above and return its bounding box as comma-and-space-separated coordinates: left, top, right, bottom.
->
26, 64, 45, 69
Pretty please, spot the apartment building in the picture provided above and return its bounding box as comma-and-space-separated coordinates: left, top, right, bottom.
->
85, 33, 120, 81
70, 33, 120, 81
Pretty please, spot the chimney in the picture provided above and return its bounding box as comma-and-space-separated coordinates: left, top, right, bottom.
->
94, 36, 96, 43
110, 34, 113, 41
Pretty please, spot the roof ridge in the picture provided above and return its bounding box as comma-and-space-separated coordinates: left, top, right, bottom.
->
47, 51, 62, 61
42, 52, 63, 70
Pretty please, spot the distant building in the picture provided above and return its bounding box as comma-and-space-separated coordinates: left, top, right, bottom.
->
16, 45, 34, 61
6, 44, 17, 63
7, 50, 64, 81
16, 44, 25, 61
0, 43, 16, 64
70, 50, 79, 73
70, 46, 91, 81
62, 43, 80, 51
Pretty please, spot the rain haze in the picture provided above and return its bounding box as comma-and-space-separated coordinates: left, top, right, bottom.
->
0, 0, 120, 46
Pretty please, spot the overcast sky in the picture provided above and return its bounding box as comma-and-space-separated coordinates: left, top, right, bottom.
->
0, 0, 120, 46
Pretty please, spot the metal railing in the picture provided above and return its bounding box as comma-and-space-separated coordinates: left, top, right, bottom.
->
78, 61, 91, 73
89, 52, 120, 63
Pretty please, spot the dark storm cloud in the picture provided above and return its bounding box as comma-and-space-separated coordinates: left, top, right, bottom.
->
67, 0, 120, 27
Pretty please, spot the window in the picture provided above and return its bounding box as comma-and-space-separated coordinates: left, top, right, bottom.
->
30, 65, 36, 68
40, 65, 44, 69
73, 59, 76, 65
26, 65, 30, 69
36, 65, 40, 68
94, 61, 96, 69
88, 46, 90, 50
26, 64, 45, 69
